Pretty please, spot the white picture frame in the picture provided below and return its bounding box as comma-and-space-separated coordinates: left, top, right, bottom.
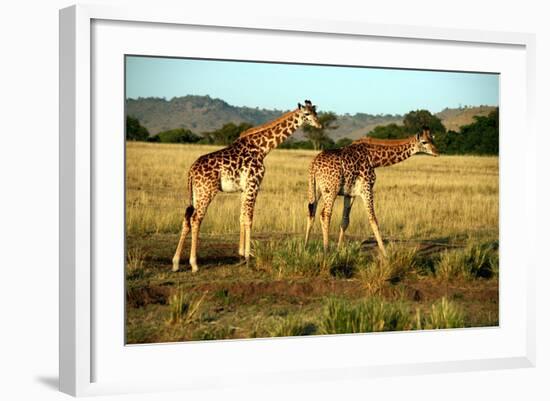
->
59, 4, 536, 397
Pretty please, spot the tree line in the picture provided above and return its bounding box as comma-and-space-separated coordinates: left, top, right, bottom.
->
367, 109, 499, 155
126, 108, 499, 155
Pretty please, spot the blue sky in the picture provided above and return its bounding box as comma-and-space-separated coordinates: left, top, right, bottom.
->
125, 56, 499, 115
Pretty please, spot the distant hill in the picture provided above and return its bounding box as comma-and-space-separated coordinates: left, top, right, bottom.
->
126, 95, 496, 140
437, 106, 496, 132
126, 96, 282, 135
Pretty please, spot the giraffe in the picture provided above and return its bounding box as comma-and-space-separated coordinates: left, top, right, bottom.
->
172, 100, 322, 272
304, 127, 438, 255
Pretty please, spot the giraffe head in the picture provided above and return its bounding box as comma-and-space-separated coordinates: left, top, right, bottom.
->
297, 100, 322, 129
414, 127, 439, 156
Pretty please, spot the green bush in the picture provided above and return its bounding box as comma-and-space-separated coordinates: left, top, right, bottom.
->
126, 115, 149, 141
152, 127, 201, 143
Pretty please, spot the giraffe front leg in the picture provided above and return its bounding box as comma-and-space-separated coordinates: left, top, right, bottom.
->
337, 196, 354, 249
361, 183, 387, 257
238, 216, 246, 258
240, 171, 263, 264
242, 193, 258, 263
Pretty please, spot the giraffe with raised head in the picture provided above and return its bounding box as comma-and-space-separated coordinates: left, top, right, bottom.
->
304, 127, 438, 255
172, 100, 322, 272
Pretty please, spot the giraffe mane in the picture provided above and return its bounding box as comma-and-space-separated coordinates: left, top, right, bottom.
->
239, 109, 298, 138
352, 136, 414, 146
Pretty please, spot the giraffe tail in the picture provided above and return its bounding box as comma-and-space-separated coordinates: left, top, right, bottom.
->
184, 176, 195, 223
307, 167, 317, 218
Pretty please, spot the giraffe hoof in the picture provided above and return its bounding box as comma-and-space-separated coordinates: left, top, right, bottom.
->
172, 266, 180, 272
234, 258, 247, 267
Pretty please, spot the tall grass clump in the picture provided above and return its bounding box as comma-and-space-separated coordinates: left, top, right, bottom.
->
126, 246, 147, 280
415, 297, 465, 329
254, 238, 368, 279
327, 242, 367, 278
321, 297, 412, 334
166, 288, 208, 326
253, 238, 325, 278
435, 242, 498, 281
268, 316, 317, 337
358, 244, 418, 295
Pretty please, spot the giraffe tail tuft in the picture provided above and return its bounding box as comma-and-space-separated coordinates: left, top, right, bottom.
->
185, 176, 195, 223
184, 205, 195, 222
307, 167, 317, 217
308, 202, 315, 218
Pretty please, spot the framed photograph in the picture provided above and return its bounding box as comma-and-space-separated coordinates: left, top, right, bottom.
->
59, 4, 536, 396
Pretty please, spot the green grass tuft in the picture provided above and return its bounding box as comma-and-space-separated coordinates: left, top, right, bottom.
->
166, 288, 207, 326
268, 316, 317, 337
126, 246, 147, 280
358, 244, 417, 295
417, 297, 465, 329
435, 242, 498, 281
320, 297, 412, 334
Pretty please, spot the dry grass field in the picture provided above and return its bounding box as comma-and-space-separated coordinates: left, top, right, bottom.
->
126, 142, 499, 344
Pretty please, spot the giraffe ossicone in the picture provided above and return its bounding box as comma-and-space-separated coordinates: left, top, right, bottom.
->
304, 128, 438, 255
172, 100, 322, 273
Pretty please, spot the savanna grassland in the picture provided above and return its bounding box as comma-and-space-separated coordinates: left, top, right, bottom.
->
126, 142, 499, 344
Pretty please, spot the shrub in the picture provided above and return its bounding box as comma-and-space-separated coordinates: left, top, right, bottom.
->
126, 115, 149, 141
153, 128, 201, 143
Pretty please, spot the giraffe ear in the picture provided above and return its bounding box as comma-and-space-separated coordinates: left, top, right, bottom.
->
298, 102, 303, 110
416, 132, 421, 141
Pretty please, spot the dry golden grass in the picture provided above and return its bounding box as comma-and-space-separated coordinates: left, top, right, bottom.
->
125, 142, 499, 343
126, 142, 498, 243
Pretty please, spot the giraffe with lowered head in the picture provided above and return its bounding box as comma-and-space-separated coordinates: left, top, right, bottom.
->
304, 127, 438, 255
173, 100, 322, 272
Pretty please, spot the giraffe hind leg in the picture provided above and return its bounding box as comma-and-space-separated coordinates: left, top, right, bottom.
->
241, 183, 261, 263
320, 194, 336, 254
361, 185, 387, 257
172, 205, 194, 272
187, 186, 217, 272
337, 196, 354, 249
304, 193, 320, 247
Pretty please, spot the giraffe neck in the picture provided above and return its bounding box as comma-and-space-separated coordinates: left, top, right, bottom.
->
238, 109, 301, 154
361, 136, 418, 168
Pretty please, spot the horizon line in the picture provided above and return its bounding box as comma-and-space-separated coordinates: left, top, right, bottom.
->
125, 94, 498, 117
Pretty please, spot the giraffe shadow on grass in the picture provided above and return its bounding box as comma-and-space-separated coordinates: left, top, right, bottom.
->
360, 237, 465, 257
